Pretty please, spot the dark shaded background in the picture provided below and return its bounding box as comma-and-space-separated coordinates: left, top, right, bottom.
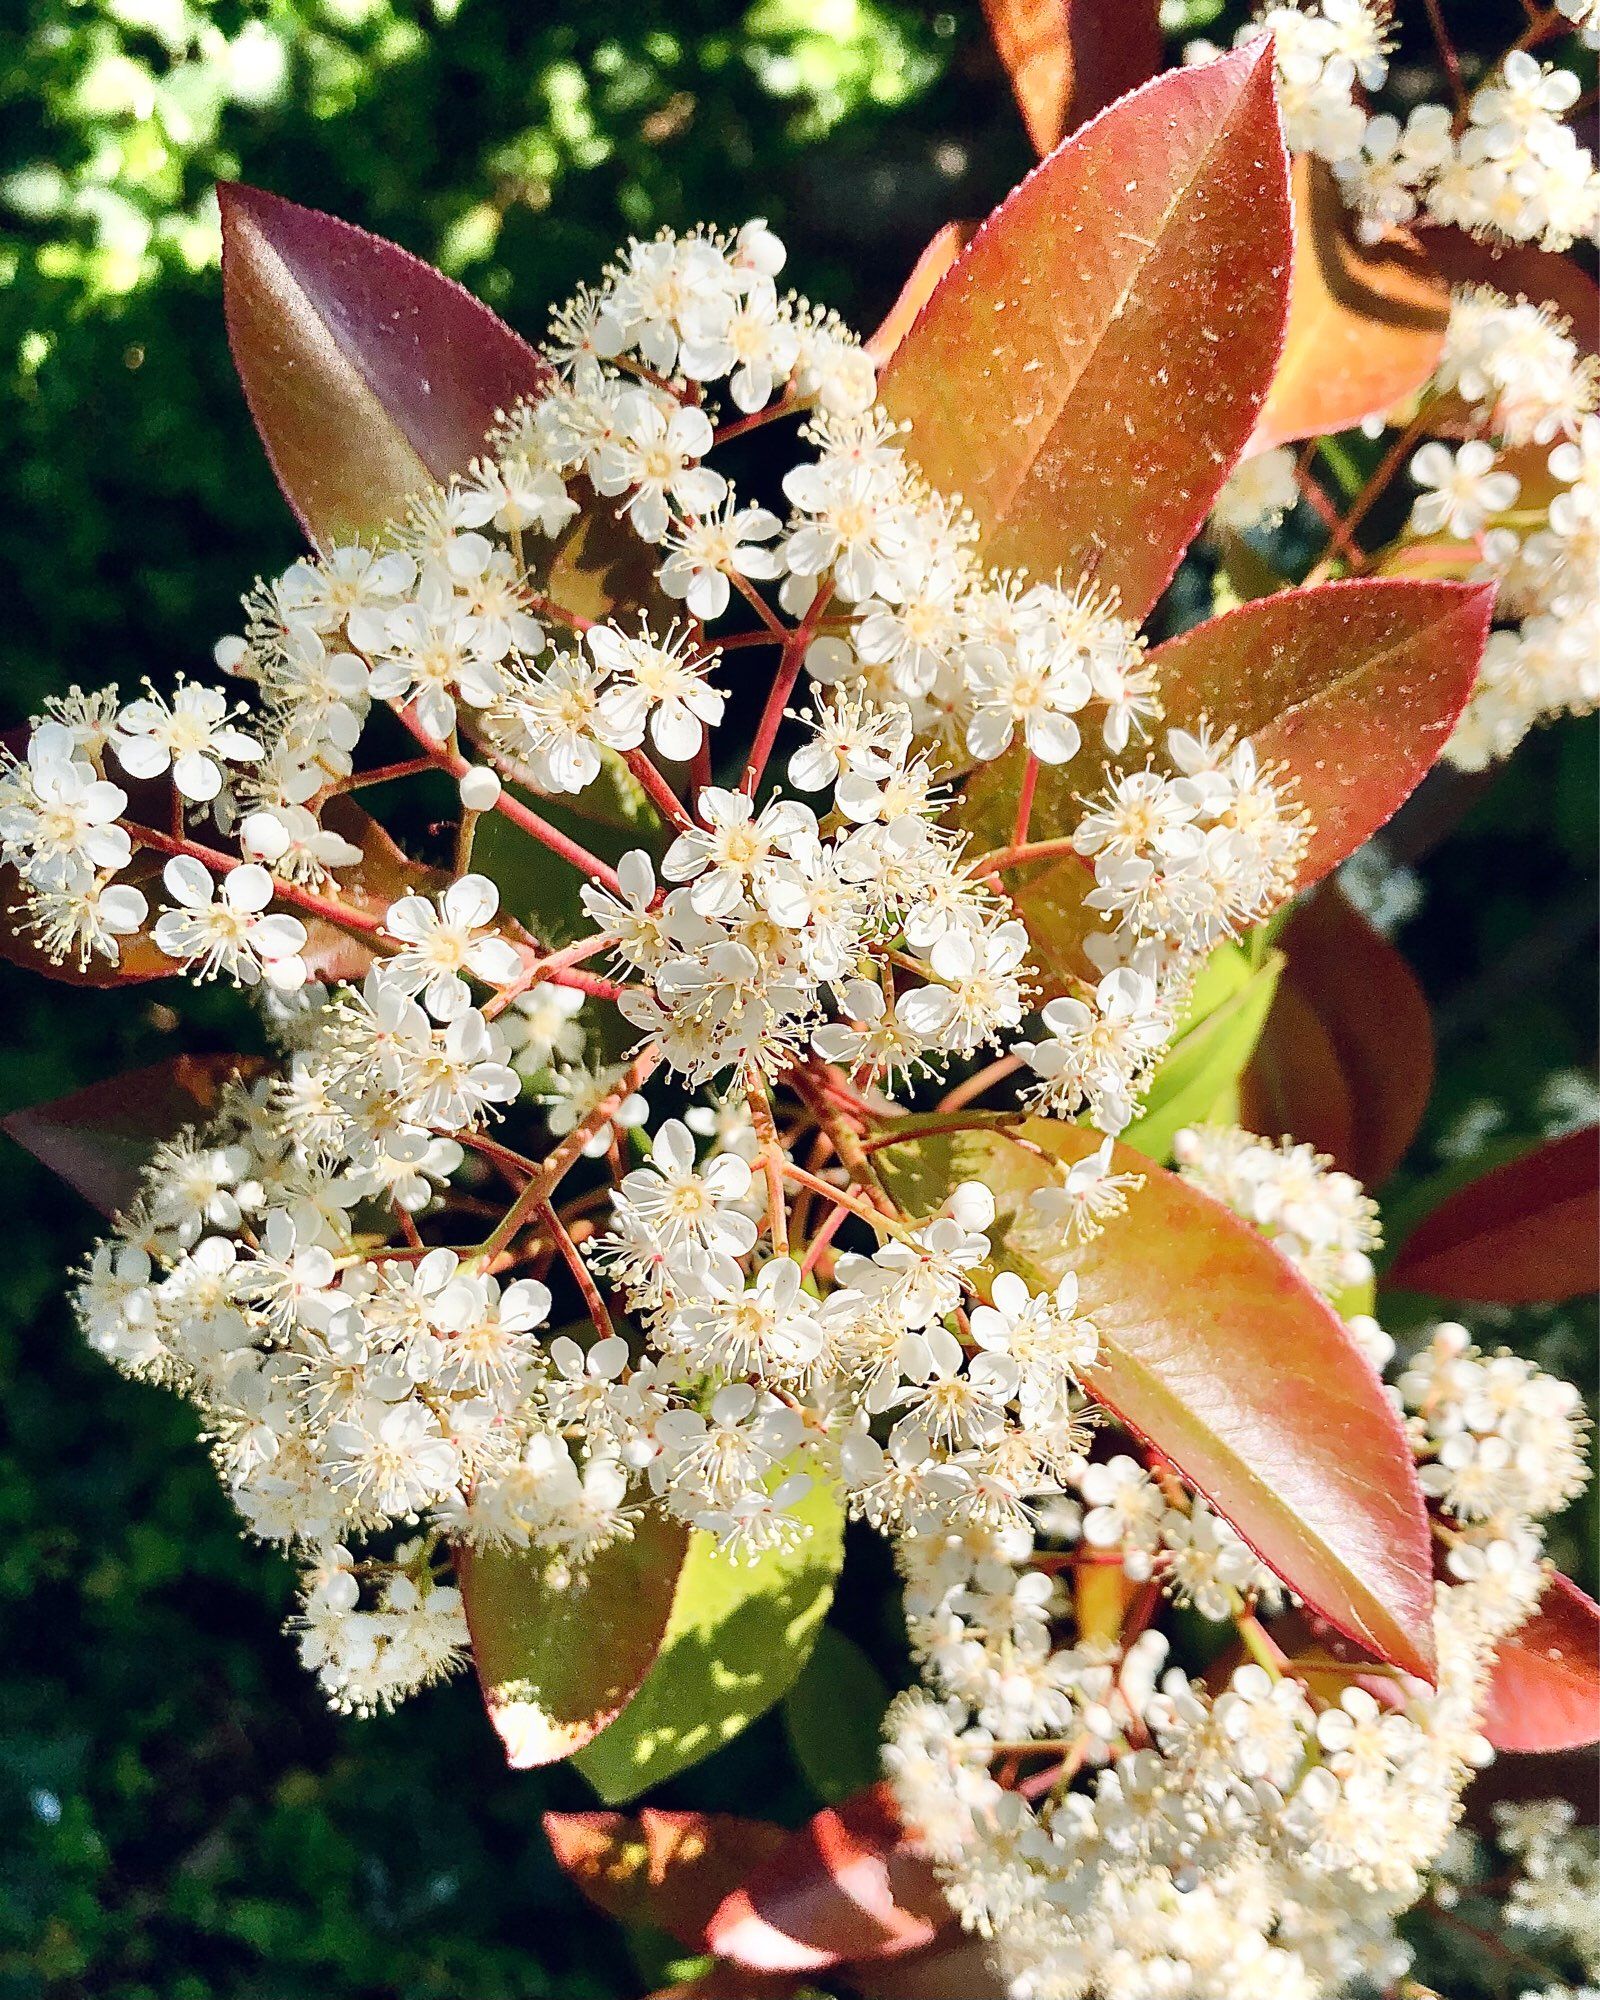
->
1, 3, 1593, 1994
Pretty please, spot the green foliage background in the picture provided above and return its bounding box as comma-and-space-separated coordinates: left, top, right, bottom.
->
0, 2, 1592, 1995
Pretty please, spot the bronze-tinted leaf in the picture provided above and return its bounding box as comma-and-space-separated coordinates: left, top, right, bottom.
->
3, 1053, 266, 1218
865, 224, 972, 368
219, 182, 547, 545
1389, 1127, 1600, 1304
1481, 1573, 1600, 1754
0, 850, 173, 990
981, 0, 1164, 157
1239, 978, 1357, 1167
1147, 578, 1494, 884
877, 1119, 1437, 1678
706, 1784, 948, 1973
1243, 884, 1433, 1185
543, 1808, 789, 1950
460, 1511, 690, 1767
879, 46, 1291, 623
1250, 158, 1448, 453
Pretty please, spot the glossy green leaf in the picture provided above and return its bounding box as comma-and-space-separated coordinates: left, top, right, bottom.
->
880, 45, 1291, 624
576, 1473, 846, 1804
460, 1510, 691, 1768
877, 1118, 1436, 1678
783, 1628, 892, 1806
1121, 942, 1282, 1165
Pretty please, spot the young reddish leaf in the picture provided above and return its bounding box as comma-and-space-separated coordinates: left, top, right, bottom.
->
219, 182, 547, 546
865, 224, 972, 368
706, 1785, 948, 1973
1244, 885, 1433, 1185
981, 0, 1164, 157
1249, 158, 1448, 454
3, 1054, 265, 1218
1421, 226, 1600, 359
1389, 1127, 1600, 1304
459, 1511, 691, 1767
879, 45, 1291, 624
543, 1809, 788, 1949
0, 852, 174, 990
1481, 1573, 1600, 1754
877, 1119, 1436, 1679
851, 1937, 1010, 2000
1148, 578, 1494, 885
1240, 979, 1357, 1167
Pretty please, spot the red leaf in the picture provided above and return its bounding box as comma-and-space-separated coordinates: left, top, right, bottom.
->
1244, 884, 1433, 1185
1482, 1573, 1600, 1754
981, 0, 1164, 157
1421, 226, 1600, 359
543, 1809, 789, 1950
865, 224, 972, 368
879, 46, 1291, 624
459, 1511, 690, 1767
1389, 1128, 1600, 1304
706, 1785, 949, 1974
879, 1120, 1437, 1679
2, 1054, 265, 1218
1239, 978, 1357, 1168
0, 853, 174, 990
851, 1936, 1010, 2000
1147, 578, 1494, 885
219, 182, 548, 545
1250, 158, 1448, 453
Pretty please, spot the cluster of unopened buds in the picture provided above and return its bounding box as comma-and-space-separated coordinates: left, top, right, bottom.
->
3, 196, 1591, 1998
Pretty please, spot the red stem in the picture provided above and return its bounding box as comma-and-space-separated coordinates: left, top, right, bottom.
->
125, 822, 385, 936
624, 747, 694, 831
392, 703, 624, 896
741, 590, 829, 796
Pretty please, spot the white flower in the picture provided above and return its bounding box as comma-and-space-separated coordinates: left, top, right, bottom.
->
613, 1117, 755, 1261
679, 276, 801, 412
588, 621, 725, 761
590, 390, 726, 544
1410, 440, 1521, 539
153, 856, 307, 990
114, 680, 262, 802
381, 874, 523, 1019
0, 724, 132, 892
659, 501, 783, 620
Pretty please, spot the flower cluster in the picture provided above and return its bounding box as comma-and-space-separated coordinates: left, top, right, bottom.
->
1206, 7, 1600, 251
1172, 1122, 1382, 1301
1415, 336, 1600, 769
12, 218, 1309, 1716
884, 1134, 1592, 2000
1019, 732, 1308, 1132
